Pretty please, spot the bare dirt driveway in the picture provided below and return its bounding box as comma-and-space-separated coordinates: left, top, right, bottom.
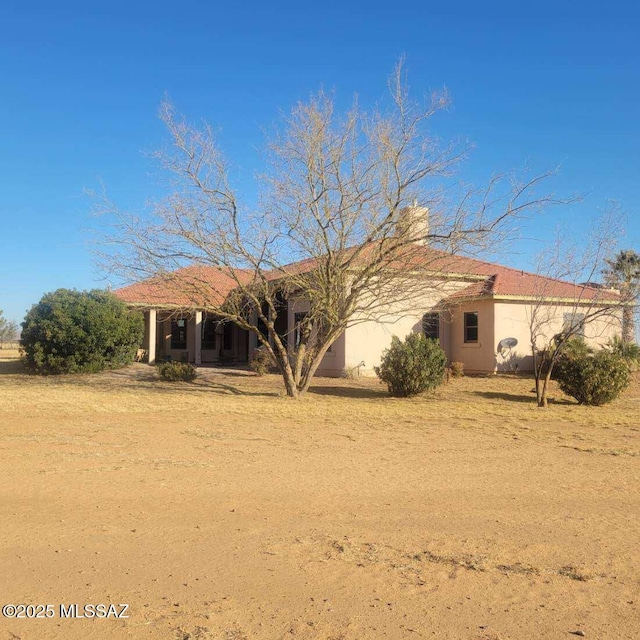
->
1, 351, 639, 639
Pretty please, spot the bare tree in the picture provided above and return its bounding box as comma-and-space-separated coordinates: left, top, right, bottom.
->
528, 210, 626, 407
96, 63, 561, 398
0, 310, 18, 346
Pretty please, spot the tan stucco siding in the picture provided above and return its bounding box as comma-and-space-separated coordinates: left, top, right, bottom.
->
343, 314, 424, 376
492, 301, 622, 372
449, 300, 496, 373
341, 281, 469, 376
491, 301, 533, 371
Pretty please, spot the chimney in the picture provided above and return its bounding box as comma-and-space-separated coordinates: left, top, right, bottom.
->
396, 202, 430, 245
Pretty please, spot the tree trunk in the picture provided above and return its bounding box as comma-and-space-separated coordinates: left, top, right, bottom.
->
297, 334, 342, 395
273, 354, 300, 398
537, 370, 552, 408
622, 304, 635, 344
263, 329, 301, 399
283, 374, 300, 399
298, 351, 329, 395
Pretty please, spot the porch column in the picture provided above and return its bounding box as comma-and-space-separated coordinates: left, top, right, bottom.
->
194, 310, 202, 365
148, 308, 157, 365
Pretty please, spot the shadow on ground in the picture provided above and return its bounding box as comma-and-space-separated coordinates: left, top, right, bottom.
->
0, 360, 25, 375
472, 390, 574, 406
0, 361, 277, 398
308, 385, 388, 400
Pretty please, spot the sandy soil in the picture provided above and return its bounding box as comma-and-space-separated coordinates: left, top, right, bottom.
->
1, 351, 639, 639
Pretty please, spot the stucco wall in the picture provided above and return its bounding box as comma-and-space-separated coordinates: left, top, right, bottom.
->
449, 299, 496, 373
492, 301, 622, 372
341, 282, 469, 376
491, 301, 532, 371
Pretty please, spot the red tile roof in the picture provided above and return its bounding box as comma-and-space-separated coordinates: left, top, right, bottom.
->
444, 262, 621, 302
115, 265, 255, 308
114, 246, 621, 307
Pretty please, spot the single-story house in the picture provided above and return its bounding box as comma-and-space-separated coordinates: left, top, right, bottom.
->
115, 244, 623, 376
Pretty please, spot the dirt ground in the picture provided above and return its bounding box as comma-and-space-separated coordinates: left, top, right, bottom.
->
1, 349, 639, 639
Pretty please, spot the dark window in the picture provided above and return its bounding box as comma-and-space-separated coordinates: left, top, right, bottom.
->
563, 312, 586, 337
257, 301, 270, 342
171, 318, 187, 349
464, 312, 478, 343
273, 292, 289, 348
202, 317, 217, 349
292, 312, 331, 352
223, 322, 233, 351
422, 312, 440, 340
294, 312, 309, 347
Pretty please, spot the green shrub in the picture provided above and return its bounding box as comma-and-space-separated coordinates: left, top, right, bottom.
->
450, 361, 464, 378
555, 350, 631, 406
375, 333, 447, 397
250, 347, 276, 376
541, 337, 593, 380
606, 336, 640, 370
157, 361, 198, 382
20, 289, 144, 374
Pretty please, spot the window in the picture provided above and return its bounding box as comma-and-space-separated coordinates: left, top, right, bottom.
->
291, 312, 331, 352
257, 301, 270, 341
563, 312, 586, 337
223, 322, 233, 351
293, 312, 308, 348
273, 291, 289, 347
201, 317, 217, 349
422, 312, 440, 340
464, 312, 478, 343
171, 318, 187, 349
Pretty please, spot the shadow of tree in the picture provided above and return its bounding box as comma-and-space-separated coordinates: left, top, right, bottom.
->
0, 360, 25, 375
62, 375, 276, 398
197, 368, 255, 378
472, 390, 574, 406
308, 385, 388, 400
203, 382, 276, 398
0, 362, 276, 398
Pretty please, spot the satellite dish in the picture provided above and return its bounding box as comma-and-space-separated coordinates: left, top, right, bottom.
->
498, 337, 518, 350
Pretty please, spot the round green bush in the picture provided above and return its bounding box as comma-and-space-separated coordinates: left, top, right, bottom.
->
556, 350, 631, 406
157, 361, 198, 382
375, 333, 447, 397
20, 289, 144, 374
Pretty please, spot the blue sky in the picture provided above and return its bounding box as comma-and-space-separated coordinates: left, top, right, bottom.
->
1, 0, 638, 324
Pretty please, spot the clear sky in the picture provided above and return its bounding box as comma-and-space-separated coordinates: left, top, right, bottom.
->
0, 0, 638, 325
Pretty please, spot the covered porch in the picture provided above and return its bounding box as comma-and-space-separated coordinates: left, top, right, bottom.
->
141, 309, 249, 366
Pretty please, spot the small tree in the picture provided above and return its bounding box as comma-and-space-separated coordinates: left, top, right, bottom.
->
0, 310, 18, 345
21, 289, 144, 374
528, 211, 625, 407
375, 333, 446, 397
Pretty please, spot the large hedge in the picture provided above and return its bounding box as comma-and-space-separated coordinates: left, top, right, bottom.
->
555, 349, 631, 406
375, 333, 447, 397
21, 289, 144, 374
